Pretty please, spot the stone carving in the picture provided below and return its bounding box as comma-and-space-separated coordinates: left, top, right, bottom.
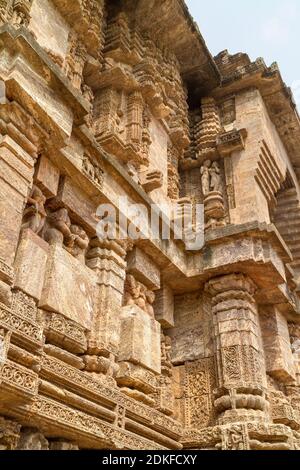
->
200, 160, 223, 196
22, 185, 47, 235
123, 274, 155, 317
0, 329, 11, 366
43, 312, 87, 355
167, 144, 180, 200
11, 0, 32, 27
64, 32, 87, 90
43, 207, 73, 246
184, 358, 216, 429
12, 290, 37, 320
0, 280, 12, 307
205, 274, 268, 425
200, 160, 226, 229
17, 428, 49, 450
0, 302, 43, 348
66, 225, 89, 264
1, 0, 300, 453
0, 417, 21, 450
82, 153, 104, 189
220, 425, 249, 451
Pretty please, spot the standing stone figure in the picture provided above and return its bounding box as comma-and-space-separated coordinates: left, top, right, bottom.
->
200, 160, 211, 197
200, 160, 223, 196
22, 185, 47, 235
210, 161, 222, 192
66, 225, 89, 264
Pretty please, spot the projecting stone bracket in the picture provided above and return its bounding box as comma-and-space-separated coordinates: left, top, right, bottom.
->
217, 128, 248, 156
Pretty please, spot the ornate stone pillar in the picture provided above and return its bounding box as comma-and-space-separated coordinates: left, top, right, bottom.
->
205, 273, 268, 425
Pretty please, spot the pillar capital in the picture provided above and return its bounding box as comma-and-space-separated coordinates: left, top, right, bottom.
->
205, 273, 257, 297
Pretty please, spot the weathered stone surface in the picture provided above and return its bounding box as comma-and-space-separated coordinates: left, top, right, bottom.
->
39, 244, 96, 330
35, 154, 60, 198
260, 307, 296, 383
1, 0, 300, 452
127, 247, 160, 290
14, 229, 49, 301
154, 283, 174, 328
119, 305, 161, 374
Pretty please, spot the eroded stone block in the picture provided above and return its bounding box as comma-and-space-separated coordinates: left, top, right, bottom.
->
260, 307, 296, 383
35, 154, 60, 198
39, 245, 97, 330
118, 305, 161, 374
154, 284, 174, 328
127, 247, 160, 290
14, 229, 49, 301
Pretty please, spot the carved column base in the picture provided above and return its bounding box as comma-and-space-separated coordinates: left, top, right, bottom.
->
204, 191, 226, 230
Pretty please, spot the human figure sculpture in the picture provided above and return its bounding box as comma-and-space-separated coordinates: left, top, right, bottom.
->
83, 154, 95, 179
123, 274, 155, 316
66, 224, 89, 264
210, 161, 222, 192
200, 160, 211, 197
43, 208, 73, 246
123, 274, 138, 307
201, 160, 223, 196
22, 185, 47, 235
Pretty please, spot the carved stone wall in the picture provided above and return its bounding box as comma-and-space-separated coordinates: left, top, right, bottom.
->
0, 0, 300, 452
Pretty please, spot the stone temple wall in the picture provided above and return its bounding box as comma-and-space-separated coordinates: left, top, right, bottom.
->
0, 0, 300, 450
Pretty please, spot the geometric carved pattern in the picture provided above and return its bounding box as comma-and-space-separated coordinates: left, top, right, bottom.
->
0, 303, 43, 351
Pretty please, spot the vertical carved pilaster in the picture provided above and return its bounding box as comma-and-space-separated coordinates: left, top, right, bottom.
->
93, 88, 120, 139
205, 273, 268, 425
86, 238, 127, 360
127, 91, 143, 144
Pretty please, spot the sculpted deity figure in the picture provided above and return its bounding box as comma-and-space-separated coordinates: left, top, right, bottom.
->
210, 161, 222, 192
161, 334, 172, 368
43, 208, 73, 246
66, 225, 89, 264
22, 185, 47, 235
201, 160, 223, 196
123, 274, 139, 307
83, 154, 95, 179
123, 274, 155, 316
200, 160, 211, 197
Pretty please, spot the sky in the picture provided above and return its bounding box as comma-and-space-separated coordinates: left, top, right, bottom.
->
186, 0, 300, 106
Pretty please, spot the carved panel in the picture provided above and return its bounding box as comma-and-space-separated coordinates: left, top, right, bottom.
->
185, 358, 216, 429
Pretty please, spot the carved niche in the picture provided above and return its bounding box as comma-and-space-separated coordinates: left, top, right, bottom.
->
200, 159, 226, 230
82, 152, 104, 189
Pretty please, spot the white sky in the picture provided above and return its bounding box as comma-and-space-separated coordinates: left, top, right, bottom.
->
186, 0, 300, 105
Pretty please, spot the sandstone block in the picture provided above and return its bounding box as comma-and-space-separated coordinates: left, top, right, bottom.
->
39, 245, 97, 330
153, 284, 174, 328
127, 247, 160, 290
118, 305, 161, 374
14, 229, 49, 301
